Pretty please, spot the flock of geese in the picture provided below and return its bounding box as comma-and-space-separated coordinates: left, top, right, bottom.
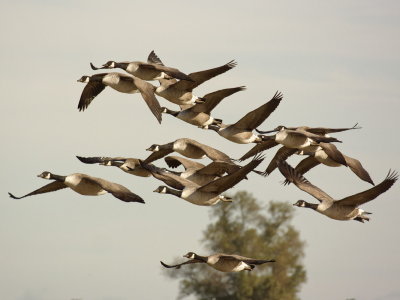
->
9, 51, 398, 273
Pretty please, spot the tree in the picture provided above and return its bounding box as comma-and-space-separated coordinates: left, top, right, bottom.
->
164, 191, 306, 300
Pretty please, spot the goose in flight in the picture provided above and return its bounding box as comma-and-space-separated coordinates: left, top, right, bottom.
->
161, 252, 275, 272
8, 171, 145, 203
283, 143, 374, 185
207, 91, 283, 144
90, 50, 192, 82
144, 138, 233, 164
278, 161, 397, 222
238, 124, 359, 161
261, 142, 347, 176
161, 86, 245, 128
140, 154, 264, 206
163, 155, 240, 186
153, 59, 237, 107
76, 156, 151, 177
77, 72, 162, 123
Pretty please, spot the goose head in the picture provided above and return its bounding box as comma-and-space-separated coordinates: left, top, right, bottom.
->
146, 144, 160, 152
293, 200, 307, 207
37, 171, 52, 179
102, 60, 116, 69
77, 75, 90, 83
183, 252, 197, 259
153, 186, 167, 194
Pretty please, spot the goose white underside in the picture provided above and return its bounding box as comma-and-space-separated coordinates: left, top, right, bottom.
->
181, 189, 225, 206
317, 204, 364, 221
209, 260, 250, 272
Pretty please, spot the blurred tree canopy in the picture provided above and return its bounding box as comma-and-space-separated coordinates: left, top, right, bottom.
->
164, 191, 306, 300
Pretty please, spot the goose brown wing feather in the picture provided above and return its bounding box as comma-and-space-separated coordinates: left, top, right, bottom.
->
76, 156, 128, 164
306, 123, 361, 135
172, 60, 237, 91
133, 77, 162, 123
198, 154, 264, 194
344, 155, 375, 185
160, 259, 204, 269
164, 156, 205, 170
337, 170, 397, 206
84, 176, 144, 203
238, 140, 278, 161
147, 50, 164, 65
233, 91, 283, 130
9, 181, 68, 199
143, 149, 174, 164
191, 86, 245, 114
278, 161, 334, 204
139, 161, 193, 190
197, 161, 235, 176
78, 82, 106, 111
186, 139, 232, 163
263, 147, 297, 176
319, 143, 347, 166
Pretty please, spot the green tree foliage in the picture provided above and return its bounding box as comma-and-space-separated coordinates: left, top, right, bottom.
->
164, 191, 306, 300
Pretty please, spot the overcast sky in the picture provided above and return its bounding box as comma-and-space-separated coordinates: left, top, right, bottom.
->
1, 1, 399, 300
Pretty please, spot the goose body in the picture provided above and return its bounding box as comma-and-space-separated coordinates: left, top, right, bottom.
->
164, 108, 217, 128
215, 127, 261, 144
8, 171, 145, 203
64, 173, 108, 195
161, 252, 275, 273
77, 72, 162, 123
278, 161, 397, 222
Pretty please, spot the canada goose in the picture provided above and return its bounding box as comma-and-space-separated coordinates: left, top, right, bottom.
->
8, 172, 145, 203
282, 143, 374, 185
262, 142, 347, 176
278, 161, 398, 222
207, 91, 283, 144
77, 72, 162, 123
76, 156, 151, 177
153, 60, 237, 107
140, 154, 264, 206
144, 138, 233, 164
238, 125, 351, 161
161, 252, 275, 272
164, 155, 243, 186
90, 50, 192, 82
161, 86, 245, 128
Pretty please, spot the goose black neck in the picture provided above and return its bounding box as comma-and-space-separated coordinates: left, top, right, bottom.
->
50, 174, 66, 182
304, 202, 318, 210
194, 254, 208, 262
164, 108, 179, 117
116, 62, 129, 70
165, 187, 182, 198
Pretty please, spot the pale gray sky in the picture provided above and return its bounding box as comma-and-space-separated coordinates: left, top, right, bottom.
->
1, 1, 399, 300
